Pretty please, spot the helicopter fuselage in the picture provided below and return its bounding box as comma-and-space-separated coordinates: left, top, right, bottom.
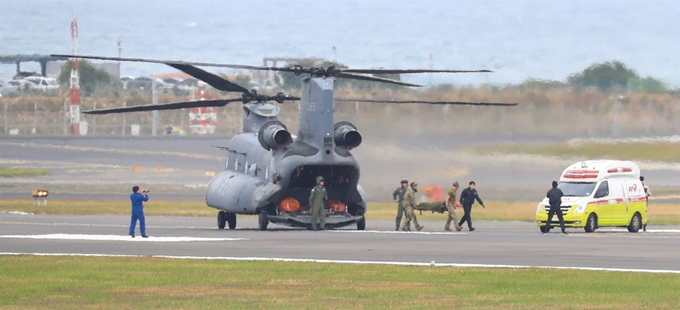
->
205, 77, 367, 229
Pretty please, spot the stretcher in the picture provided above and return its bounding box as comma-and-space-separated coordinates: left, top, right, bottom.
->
415, 201, 447, 213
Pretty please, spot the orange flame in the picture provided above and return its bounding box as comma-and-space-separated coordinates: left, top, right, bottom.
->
421, 185, 445, 202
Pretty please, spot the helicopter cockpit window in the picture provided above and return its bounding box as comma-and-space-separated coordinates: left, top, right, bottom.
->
225, 157, 229, 170
234, 157, 238, 171
249, 164, 257, 176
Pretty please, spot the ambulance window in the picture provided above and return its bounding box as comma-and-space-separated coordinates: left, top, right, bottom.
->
594, 181, 609, 198
609, 179, 625, 197
558, 182, 596, 197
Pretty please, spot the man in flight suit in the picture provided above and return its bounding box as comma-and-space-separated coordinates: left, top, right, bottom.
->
393, 179, 409, 231
445, 181, 463, 231
129, 185, 149, 238
458, 181, 485, 231
543, 180, 567, 235
641, 176, 651, 232
309, 176, 328, 230
400, 181, 424, 231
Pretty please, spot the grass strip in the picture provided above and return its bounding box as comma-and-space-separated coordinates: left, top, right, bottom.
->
0, 167, 49, 177
470, 141, 680, 163
0, 256, 678, 309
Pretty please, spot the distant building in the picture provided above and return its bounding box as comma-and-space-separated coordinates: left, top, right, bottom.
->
45, 61, 120, 79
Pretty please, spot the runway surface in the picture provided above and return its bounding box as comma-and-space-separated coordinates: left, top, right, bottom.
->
1, 213, 679, 273
2, 136, 679, 203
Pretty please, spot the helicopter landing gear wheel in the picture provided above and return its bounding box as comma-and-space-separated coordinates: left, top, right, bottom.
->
357, 216, 366, 231
226, 212, 237, 230
217, 211, 226, 230
258, 209, 269, 231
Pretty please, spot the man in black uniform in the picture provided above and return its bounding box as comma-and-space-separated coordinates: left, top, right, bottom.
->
458, 181, 485, 231
543, 180, 567, 235
392, 179, 409, 231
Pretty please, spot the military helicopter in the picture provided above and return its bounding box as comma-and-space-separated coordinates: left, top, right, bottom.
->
52, 53, 517, 231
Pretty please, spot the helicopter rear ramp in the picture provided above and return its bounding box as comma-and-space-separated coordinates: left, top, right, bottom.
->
267, 213, 364, 229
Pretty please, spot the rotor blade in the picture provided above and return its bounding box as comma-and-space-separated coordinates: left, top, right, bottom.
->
82, 99, 240, 115
342, 69, 493, 74
335, 98, 518, 106
335, 72, 422, 87
50, 54, 299, 72
167, 64, 249, 94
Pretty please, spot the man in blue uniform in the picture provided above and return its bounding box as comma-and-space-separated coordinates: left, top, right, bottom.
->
458, 181, 486, 231
129, 186, 149, 238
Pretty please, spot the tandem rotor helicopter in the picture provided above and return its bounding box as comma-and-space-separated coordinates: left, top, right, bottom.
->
52, 53, 518, 231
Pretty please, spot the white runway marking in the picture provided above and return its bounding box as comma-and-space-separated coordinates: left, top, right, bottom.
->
0, 221, 206, 230
0, 234, 246, 242
329, 230, 467, 235
0, 211, 34, 215
0, 252, 678, 274
645, 229, 680, 233
596, 228, 680, 233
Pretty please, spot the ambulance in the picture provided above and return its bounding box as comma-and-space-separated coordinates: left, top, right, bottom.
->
536, 160, 647, 233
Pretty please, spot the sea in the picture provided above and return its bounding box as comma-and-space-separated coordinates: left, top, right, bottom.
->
1, 0, 679, 87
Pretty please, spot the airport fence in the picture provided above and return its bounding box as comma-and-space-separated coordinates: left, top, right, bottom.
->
1, 89, 679, 138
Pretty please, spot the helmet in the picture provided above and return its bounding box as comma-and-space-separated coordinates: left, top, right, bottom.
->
401, 179, 408, 184
316, 176, 325, 184
410, 181, 418, 187
453, 181, 459, 188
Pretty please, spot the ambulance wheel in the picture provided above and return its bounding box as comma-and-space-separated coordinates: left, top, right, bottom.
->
226, 213, 237, 230
217, 211, 227, 230
627, 213, 641, 233
584, 214, 597, 233
258, 209, 269, 231
357, 216, 366, 231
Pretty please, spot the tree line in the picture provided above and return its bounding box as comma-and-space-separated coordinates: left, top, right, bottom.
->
57, 59, 675, 97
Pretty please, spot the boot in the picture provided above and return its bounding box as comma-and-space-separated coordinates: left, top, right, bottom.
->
444, 227, 452, 232
416, 225, 424, 231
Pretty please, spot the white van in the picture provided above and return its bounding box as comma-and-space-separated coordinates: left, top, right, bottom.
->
536, 160, 647, 233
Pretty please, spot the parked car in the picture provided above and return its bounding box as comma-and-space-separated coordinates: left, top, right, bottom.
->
23, 76, 60, 91
176, 77, 199, 91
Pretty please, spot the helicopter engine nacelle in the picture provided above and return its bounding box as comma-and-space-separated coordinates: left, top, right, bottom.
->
258, 120, 293, 150
334, 121, 362, 150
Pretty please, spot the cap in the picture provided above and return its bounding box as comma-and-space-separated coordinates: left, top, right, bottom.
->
410, 181, 418, 187
453, 181, 459, 187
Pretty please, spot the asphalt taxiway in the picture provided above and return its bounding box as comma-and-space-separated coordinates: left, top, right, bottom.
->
1, 213, 678, 272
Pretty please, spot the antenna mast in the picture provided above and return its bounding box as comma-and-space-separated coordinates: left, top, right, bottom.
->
68, 7, 81, 135
428, 53, 433, 87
